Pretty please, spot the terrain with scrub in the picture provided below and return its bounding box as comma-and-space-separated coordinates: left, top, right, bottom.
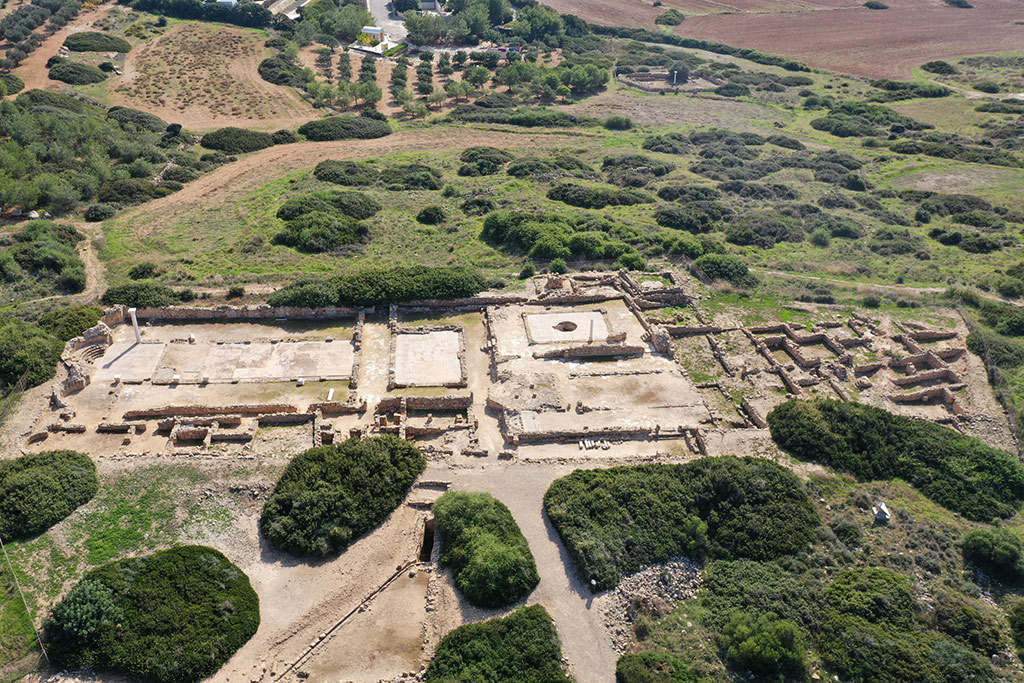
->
2, 0, 1024, 682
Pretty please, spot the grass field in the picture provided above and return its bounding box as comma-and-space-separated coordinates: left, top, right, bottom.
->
0, 579, 38, 683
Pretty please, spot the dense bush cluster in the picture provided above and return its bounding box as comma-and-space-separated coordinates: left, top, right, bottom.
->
48, 60, 107, 84
274, 211, 367, 253
313, 160, 379, 186
544, 457, 820, 589
260, 436, 425, 557
433, 492, 539, 608
767, 399, 1024, 520
37, 304, 102, 341
100, 281, 187, 308
46, 545, 260, 683
449, 104, 596, 128
105, 106, 168, 133
297, 116, 391, 141
268, 265, 486, 307
458, 147, 514, 177
602, 154, 674, 187
961, 528, 1024, 580
0, 316, 65, 389
481, 209, 646, 267
616, 653, 697, 682
379, 164, 443, 190
200, 127, 277, 154
0, 450, 97, 540
64, 31, 131, 52
507, 155, 593, 179
276, 190, 381, 222
547, 183, 651, 209
693, 253, 755, 287
1, 220, 86, 295
819, 568, 995, 682
426, 605, 570, 683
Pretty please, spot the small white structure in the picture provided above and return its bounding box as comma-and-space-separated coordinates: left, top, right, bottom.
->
361, 26, 386, 43
216, 0, 238, 6
872, 500, 891, 524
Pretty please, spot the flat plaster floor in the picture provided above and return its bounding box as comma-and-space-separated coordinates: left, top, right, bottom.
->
393, 330, 462, 386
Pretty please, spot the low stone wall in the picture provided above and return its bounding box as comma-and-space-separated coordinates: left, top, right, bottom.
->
307, 400, 365, 415
891, 386, 965, 415
134, 305, 359, 321
534, 343, 645, 360
124, 404, 297, 420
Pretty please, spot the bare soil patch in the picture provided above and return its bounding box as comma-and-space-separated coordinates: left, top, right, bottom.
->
108, 22, 317, 131
546, 0, 1024, 78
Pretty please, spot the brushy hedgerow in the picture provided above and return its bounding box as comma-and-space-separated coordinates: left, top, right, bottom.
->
425, 605, 571, 682
46, 546, 260, 683
267, 265, 486, 308
767, 399, 1024, 520
544, 456, 820, 590
433, 492, 539, 608
0, 451, 98, 540
260, 436, 425, 557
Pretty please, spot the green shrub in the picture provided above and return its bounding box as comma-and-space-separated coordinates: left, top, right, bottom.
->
544, 457, 820, 590
604, 115, 633, 130
767, 399, 1024, 520
720, 610, 807, 680
693, 253, 754, 286
458, 147, 514, 176
0, 451, 97, 540
715, 83, 750, 97
416, 205, 446, 224
547, 183, 651, 209
962, 528, 1024, 580
104, 107, 169, 134
819, 568, 996, 683
101, 281, 182, 308
227, 285, 245, 299
975, 81, 1000, 94
921, 60, 955, 74
49, 61, 107, 84
271, 129, 299, 144
5, 220, 86, 294
268, 266, 486, 307
864, 1, 889, 8
967, 328, 1024, 368
550, 257, 568, 273
654, 8, 684, 25
276, 190, 382, 221
0, 317, 65, 389
643, 133, 691, 155
260, 436, 425, 557
274, 211, 366, 253
37, 305, 102, 341
84, 204, 117, 222
297, 116, 391, 141
64, 32, 131, 52
46, 546, 259, 683
97, 178, 173, 205
426, 605, 570, 682
932, 594, 1004, 656
380, 163, 443, 190
258, 55, 306, 87
313, 160, 379, 186
201, 127, 275, 154
699, 560, 821, 632
1008, 600, 1024, 656
616, 653, 697, 682
0, 73, 24, 94
433, 492, 539, 608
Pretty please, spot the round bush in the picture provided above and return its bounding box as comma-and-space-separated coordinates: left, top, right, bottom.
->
64, 31, 131, 52
84, 204, 117, 222
434, 492, 539, 608
603, 115, 633, 130
260, 436, 425, 557
200, 127, 275, 154
0, 451, 98, 540
313, 160, 379, 186
37, 304, 103, 341
101, 281, 182, 308
417, 205, 446, 224
49, 61, 107, 85
106, 106, 167, 132
46, 546, 259, 683
297, 116, 392, 141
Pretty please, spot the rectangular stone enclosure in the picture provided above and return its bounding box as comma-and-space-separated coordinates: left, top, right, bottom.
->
393, 330, 463, 387
524, 311, 609, 344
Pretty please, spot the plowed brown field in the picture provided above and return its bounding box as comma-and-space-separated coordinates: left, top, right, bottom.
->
544, 0, 1024, 79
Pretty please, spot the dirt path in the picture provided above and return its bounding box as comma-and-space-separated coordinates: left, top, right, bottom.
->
114, 129, 587, 237
449, 464, 620, 682
27, 222, 106, 306
9, 1, 117, 93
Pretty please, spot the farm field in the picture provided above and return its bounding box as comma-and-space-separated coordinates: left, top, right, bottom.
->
544, 0, 1024, 78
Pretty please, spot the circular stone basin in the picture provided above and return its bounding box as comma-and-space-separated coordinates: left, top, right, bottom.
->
553, 321, 578, 332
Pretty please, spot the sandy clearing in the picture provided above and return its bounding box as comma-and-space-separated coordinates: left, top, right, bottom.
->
113, 128, 588, 237
107, 23, 318, 132
8, 1, 118, 94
